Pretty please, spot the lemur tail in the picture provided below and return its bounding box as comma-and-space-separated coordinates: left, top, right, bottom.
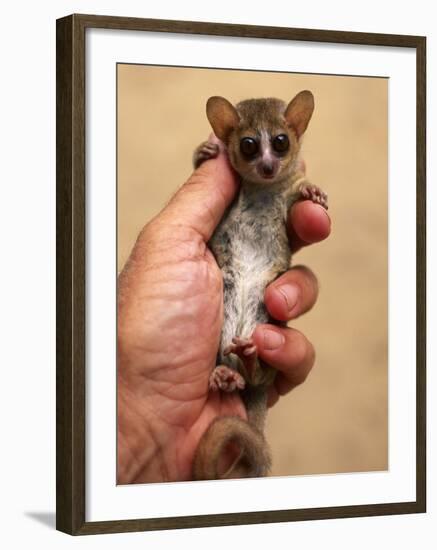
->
192, 416, 271, 480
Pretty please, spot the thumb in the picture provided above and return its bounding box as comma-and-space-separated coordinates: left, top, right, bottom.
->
158, 136, 239, 241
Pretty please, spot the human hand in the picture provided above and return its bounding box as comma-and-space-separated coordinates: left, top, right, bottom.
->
117, 138, 331, 484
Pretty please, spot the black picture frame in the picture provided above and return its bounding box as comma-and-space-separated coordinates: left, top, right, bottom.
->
56, 13, 426, 535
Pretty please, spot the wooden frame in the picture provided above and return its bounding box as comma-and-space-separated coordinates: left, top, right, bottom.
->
56, 13, 426, 535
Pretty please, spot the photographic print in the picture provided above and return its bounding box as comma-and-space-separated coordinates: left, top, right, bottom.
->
117, 65, 388, 483
56, 14, 425, 535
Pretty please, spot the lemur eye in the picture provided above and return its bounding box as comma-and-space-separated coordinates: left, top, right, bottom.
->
272, 134, 289, 153
240, 137, 259, 157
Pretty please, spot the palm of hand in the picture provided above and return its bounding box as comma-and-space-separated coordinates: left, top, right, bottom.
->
118, 225, 246, 481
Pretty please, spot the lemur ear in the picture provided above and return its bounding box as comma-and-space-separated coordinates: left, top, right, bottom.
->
206, 96, 239, 143
284, 90, 314, 139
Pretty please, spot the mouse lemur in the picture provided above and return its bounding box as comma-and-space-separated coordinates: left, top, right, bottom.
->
192, 91, 328, 481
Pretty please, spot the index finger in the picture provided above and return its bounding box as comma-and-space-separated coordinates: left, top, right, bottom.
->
156, 135, 239, 243
287, 200, 331, 253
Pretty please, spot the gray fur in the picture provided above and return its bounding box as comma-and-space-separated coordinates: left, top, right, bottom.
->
209, 175, 302, 440
210, 181, 292, 367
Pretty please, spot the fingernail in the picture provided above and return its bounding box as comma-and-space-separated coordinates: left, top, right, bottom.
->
263, 329, 285, 350
277, 284, 299, 314
315, 203, 330, 218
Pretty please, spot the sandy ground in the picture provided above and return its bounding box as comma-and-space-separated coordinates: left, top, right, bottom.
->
117, 64, 388, 477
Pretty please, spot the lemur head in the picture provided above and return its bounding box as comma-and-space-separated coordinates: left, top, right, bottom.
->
206, 91, 314, 185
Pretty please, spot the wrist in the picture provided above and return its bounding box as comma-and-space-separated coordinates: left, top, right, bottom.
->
117, 370, 176, 484
117, 373, 154, 483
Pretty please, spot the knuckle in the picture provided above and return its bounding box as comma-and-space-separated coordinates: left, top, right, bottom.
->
293, 264, 319, 303
306, 341, 316, 371
295, 263, 318, 287
189, 165, 210, 184
292, 337, 315, 386
137, 219, 169, 252
289, 331, 309, 366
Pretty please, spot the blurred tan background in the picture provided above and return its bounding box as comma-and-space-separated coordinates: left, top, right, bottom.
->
117, 64, 388, 477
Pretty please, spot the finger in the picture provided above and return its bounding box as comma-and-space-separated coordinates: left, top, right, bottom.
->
287, 200, 331, 253
252, 325, 316, 394
266, 387, 280, 408
264, 265, 318, 322
157, 135, 239, 242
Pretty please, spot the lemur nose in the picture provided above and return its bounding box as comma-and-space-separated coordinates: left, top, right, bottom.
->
261, 163, 274, 177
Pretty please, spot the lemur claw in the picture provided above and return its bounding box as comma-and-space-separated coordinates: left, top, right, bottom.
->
209, 365, 246, 392
224, 337, 258, 372
298, 184, 328, 210
193, 141, 220, 168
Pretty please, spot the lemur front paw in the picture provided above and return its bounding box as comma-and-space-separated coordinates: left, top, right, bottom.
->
224, 337, 258, 373
209, 365, 246, 392
193, 141, 220, 169
299, 184, 328, 210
